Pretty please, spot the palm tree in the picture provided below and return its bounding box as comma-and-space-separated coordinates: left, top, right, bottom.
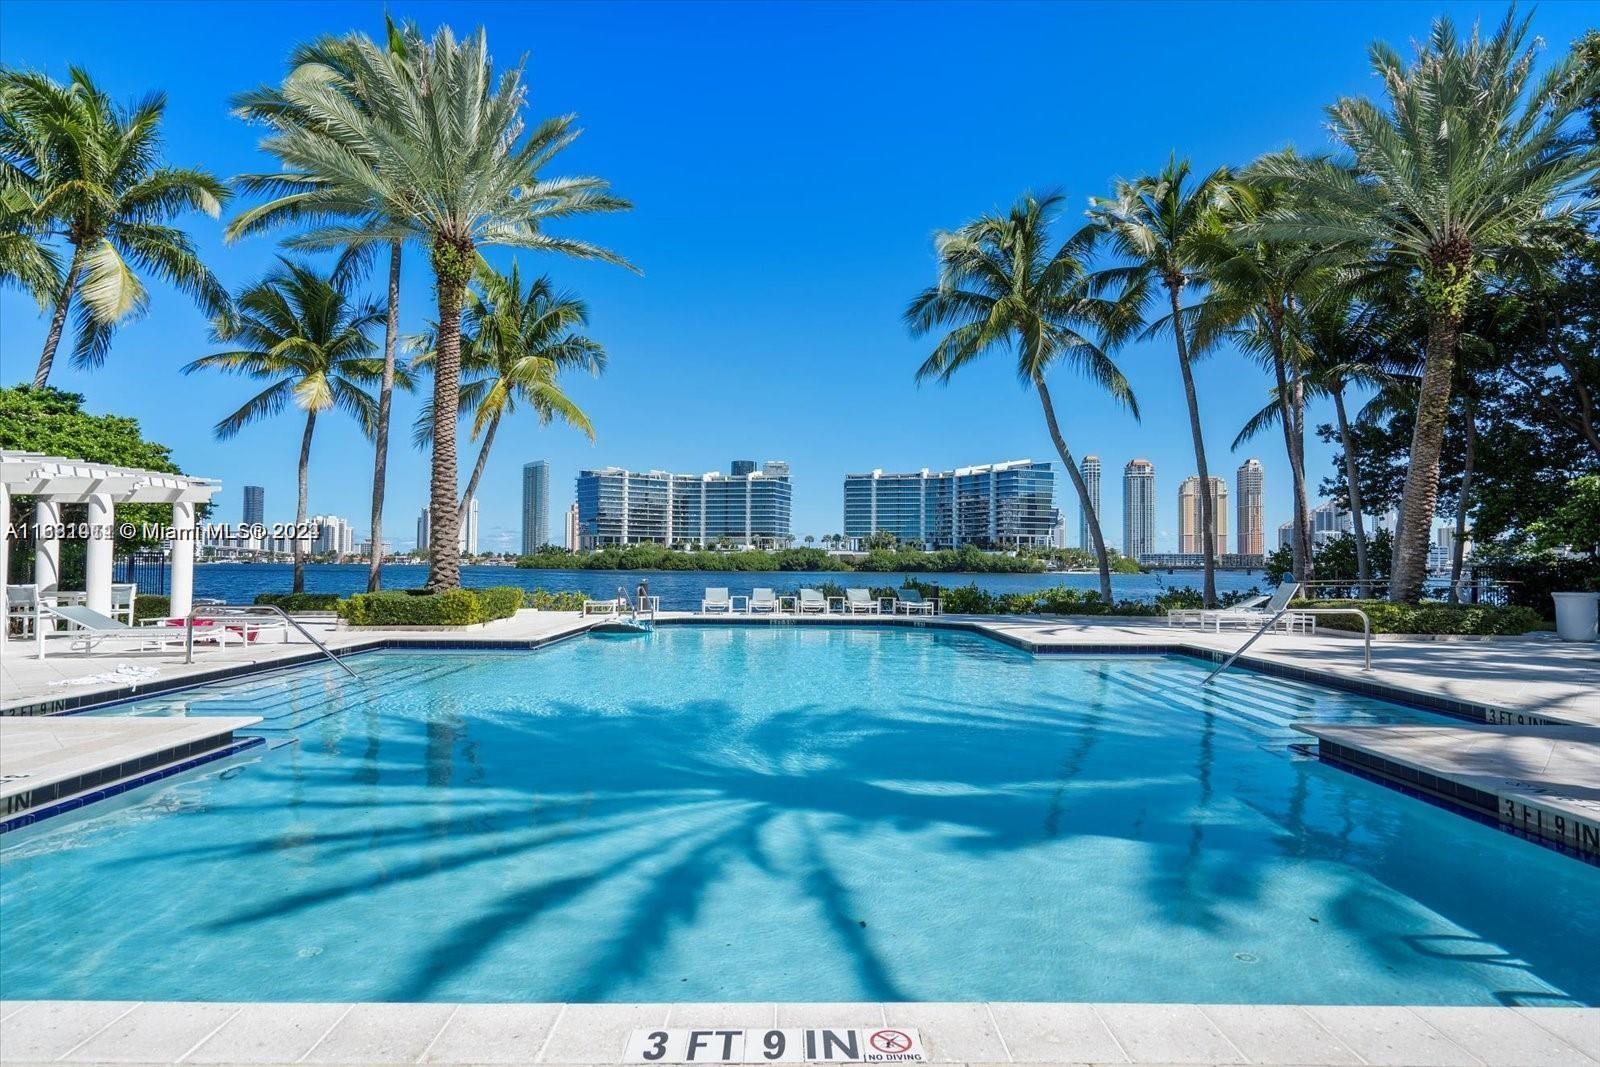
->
1234, 298, 1395, 589
414, 262, 603, 517
239, 25, 634, 593
1196, 162, 1330, 585
1089, 157, 1234, 606
1256, 11, 1600, 601
184, 261, 384, 593
906, 191, 1138, 603
0, 76, 61, 306
0, 67, 230, 387
228, 19, 423, 593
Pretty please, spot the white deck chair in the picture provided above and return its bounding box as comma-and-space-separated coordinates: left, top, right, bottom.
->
893, 589, 937, 615
6, 583, 41, 636
797, 588, 828, 614
1200, 582, 1301, 632
842, 588, 880, 614
748, 588, 779, 614
110, 583, 137, 624
36, 604, 214, 658
1168, 591, 1267, 628
701, 587, 733, 613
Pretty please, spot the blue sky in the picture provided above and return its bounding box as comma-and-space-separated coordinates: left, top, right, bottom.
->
3, 0, 1592, 552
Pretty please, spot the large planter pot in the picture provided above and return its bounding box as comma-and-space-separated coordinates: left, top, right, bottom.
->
1551, 591, 1599, 642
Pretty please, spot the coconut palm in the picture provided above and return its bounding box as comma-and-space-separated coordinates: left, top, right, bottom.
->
413, 262, 603, 517
0, 67, 230, 387
906, 191, 1138, 602
1234, 298, 1397, 589
239, 25, 634, 592
1089, 157, 1234, 606
228, 19, 424, 593
184, 261, 384, 593
0, 77, 61, 306
1255, 11, 1600, 601
1195, 160, 1337, 584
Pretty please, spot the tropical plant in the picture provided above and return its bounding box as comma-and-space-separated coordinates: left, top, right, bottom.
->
1089, 156, 1234, 605
228, 19, 425, 593
0, 77, 61, 308
906, 191, 1138, 602
0, 67, 230, 387
414, 262, 603, 517
183, 261, 384, 592
1255, 10, 1600, 601
235, 25, 634, 592
1197, 159, 1338, 584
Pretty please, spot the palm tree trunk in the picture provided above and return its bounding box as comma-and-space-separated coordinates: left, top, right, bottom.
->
1034, 375, 1113, 603
424, 239, 470, 593
1267, 320, 1311, 583
1447, 396, 1476, 605
1291, 374, 1313, 585
1389, 312, 1460, 603
294, 410, 316, 595
459, 411, 501, 522
1332, 385, 1370, 591
34, 246, 84, 389
366, 241, 403, 593
1168, 285, 1216, 606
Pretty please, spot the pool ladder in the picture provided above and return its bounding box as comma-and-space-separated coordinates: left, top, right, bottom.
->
184, 604, 358, 678
1201, 605, 1373, 686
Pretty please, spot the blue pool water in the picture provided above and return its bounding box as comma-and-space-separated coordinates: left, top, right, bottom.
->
2, 627, 1596, 1005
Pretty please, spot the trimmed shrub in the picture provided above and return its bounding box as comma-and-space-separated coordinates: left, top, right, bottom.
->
254, 592, 342, 612
132, 594, 171, 624
525, 588, 587, 611
1294, 599, 1548, 636
476, 586, 525, 622
337, 589, 480, 626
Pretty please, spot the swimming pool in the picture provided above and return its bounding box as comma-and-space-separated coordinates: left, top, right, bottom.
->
2, 627, 1596, 1005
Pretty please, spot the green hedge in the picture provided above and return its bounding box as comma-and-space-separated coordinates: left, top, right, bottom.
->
1294, 599, 1549, 635
335, 586, 525, 626
254, 592, 343, 612
132, 594, 171, 624
525, 588, 587, 611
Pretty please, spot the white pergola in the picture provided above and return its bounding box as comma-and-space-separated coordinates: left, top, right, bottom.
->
1, 451, 222, 619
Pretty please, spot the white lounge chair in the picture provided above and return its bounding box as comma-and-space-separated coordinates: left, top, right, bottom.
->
893, 589, 937, 615
748, 588, 779, 614
582, 597, 623, 615
796, 588, 829, 614
110, 583, 137, 624
842, 588, 880, 614
701, 587, 734, 614
36, 604, 209, 658
1168, 591, 1268, 628
1200, 582, 1302, 632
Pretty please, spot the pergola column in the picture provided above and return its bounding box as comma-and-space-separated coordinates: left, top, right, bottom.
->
169, 499, 195, 619
34, 500, 60, 593
85, 491, 115, 614
1, 481, 10, 594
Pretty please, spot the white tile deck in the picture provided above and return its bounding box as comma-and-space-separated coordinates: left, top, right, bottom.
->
5, 1001, 1598, 1065
0, 715, 260, 801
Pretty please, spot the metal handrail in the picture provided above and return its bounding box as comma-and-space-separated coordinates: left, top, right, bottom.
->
1201, 606, 1372, 685
186, 603, 358, 677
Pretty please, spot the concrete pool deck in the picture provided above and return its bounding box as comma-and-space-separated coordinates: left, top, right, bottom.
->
3, 999, 1600, 1065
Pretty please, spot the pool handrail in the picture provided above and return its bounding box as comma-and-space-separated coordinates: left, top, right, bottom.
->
185, 603, 357, 677
1201, 605, 1372, 685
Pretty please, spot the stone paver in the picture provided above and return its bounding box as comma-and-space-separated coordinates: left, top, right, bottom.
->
984, 1003, 1127, 1063
883, 1002, 1009, 1063
181, 1002, 352, 1063
1093, 1004, 1245, 1065
0, 1000, 139, 1061
422, 1003, 565, 1064
1411, 1006, 1599, 1067
539, 1003, 672, 1064
62, 1001, 239, 1063
1301, 1005, 1484, 1066
0, 715, 259, 801
1197, 1005, 1363, 1065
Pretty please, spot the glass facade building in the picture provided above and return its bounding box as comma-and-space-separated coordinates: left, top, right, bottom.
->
841, 460, 1055, 549
1122, 459, 1156, 560
521, 461, 550, 554
576, 462, 792, 549
1078, 456, 1101, 550
242, 485, 264, 527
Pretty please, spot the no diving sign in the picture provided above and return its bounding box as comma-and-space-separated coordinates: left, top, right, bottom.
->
625, 1028, 925, 1063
